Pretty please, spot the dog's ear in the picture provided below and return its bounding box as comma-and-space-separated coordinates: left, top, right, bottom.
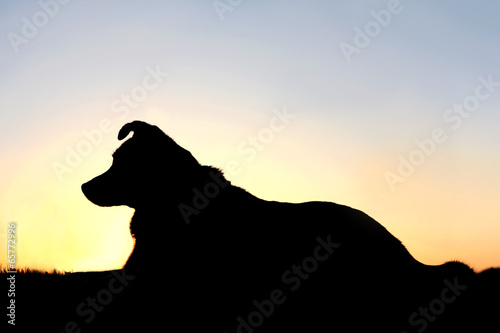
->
118, 121, 156, 140
117, 120, 201, 169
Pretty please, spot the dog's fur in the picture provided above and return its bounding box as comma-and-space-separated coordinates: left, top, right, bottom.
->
78, 121, 499, 332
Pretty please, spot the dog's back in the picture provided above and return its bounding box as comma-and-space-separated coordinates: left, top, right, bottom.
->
120, 176, 474, 332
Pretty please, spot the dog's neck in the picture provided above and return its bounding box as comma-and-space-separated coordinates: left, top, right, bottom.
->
124, 166, 241, 271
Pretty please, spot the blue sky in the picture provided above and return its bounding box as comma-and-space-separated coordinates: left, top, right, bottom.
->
1, 1, 499, 271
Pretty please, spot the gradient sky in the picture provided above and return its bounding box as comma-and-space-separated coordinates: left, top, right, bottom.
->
1, 0, 499, 272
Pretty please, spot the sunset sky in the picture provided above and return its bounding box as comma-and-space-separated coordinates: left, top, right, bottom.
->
1, 1, 499, 272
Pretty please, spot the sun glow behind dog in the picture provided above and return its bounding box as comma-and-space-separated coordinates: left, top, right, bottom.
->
1, 113, 499, 273
0, 134, 134, 272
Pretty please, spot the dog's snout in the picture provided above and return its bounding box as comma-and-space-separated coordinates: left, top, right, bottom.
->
81, 179, 100, 204
82, 171, 134, 208
81, 176, 111, 207
81, 182, 90, 196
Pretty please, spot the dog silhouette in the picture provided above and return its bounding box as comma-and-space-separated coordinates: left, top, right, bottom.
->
80, 120, 497, 332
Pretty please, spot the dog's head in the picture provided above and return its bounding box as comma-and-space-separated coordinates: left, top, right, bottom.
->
81, 121, 200, 208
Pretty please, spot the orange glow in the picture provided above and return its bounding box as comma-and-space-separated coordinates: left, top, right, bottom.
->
1, 109, 499, 273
